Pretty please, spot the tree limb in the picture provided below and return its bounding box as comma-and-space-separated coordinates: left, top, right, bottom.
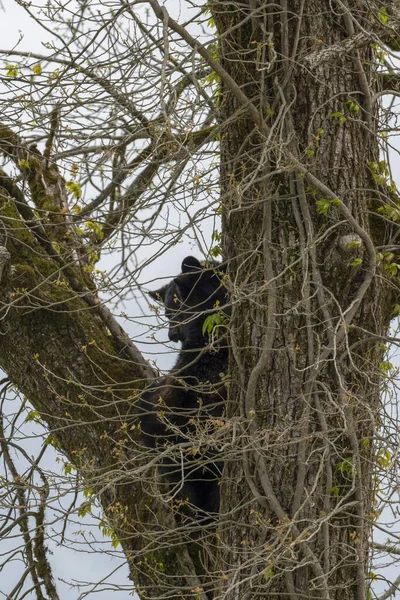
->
303, 32, 378, 69
0, 183, 206, 598
0, 245, 10, 284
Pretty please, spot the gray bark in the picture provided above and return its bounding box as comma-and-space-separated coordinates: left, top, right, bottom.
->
211, 1, 393, 598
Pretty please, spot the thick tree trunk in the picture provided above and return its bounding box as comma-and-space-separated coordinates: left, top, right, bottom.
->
212, 1, 392, 598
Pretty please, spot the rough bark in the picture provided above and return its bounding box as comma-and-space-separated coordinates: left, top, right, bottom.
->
211, 1, 395, 599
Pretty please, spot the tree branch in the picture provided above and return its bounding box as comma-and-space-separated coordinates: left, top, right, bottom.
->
0, 184, 206, 598
303, 32, 377, 69
376, 573, 400, 600
0, 48, 152, 133
373, 541, 400, 556
0, 122, 78, 248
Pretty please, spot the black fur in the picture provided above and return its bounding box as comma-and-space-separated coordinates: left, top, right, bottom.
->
139, 256, 228, 515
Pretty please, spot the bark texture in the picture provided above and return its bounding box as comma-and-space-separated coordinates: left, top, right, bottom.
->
211, 1, 395, 599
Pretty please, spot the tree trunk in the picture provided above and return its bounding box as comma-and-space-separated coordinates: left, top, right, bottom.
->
212, 1, 393, 598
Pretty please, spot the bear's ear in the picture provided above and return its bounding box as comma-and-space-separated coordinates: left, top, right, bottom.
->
173, 257, 203, 298
148, 284, 168, 304
181, 256, 202, 273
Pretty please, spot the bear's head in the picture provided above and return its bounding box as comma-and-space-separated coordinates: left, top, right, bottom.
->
148, 256, 227, 347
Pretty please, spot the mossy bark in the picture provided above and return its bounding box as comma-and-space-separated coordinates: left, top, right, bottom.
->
0, 187, 206, 597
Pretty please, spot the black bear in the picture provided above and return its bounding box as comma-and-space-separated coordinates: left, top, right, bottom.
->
139, 256, 228, 516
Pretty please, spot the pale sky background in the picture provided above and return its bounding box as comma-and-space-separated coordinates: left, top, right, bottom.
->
1, 0, 400, 598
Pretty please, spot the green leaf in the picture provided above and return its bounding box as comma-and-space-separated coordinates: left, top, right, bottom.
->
64, 462, 75, 475
377, 448, 392, 469
385, 262, 400, 277
202, 313, 219, 336
202, 303, 228, 337
264, 564, 274, 582
331, 111, 347, 124
83, 487, 94, 498
86, 221, 104, 240
78, 502, 92, 517
99, 521, 120, 547
25, 410, 42, 424
379, 360, 393, 374
351, 257, 363, 268
336, 457, 353, 476
316, 198, 331, 214
5, 65, 19, 77
347, 241, 361, 250
66, 180, 82, 199
383, 252, 395, 262
391, 303, 400, 316
378, 7, 388, 24
378, 160, 389, 175
45, 434, 61, 449
346, 100, 360, 114
207, 16, 216, 28
210, 245, 221, 257
377, 205, 400, 222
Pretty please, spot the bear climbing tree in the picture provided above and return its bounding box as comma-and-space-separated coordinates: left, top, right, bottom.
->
139, 256, 228, 515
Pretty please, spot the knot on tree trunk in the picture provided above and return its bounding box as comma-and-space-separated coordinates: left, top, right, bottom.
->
338, 233, 363, 254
